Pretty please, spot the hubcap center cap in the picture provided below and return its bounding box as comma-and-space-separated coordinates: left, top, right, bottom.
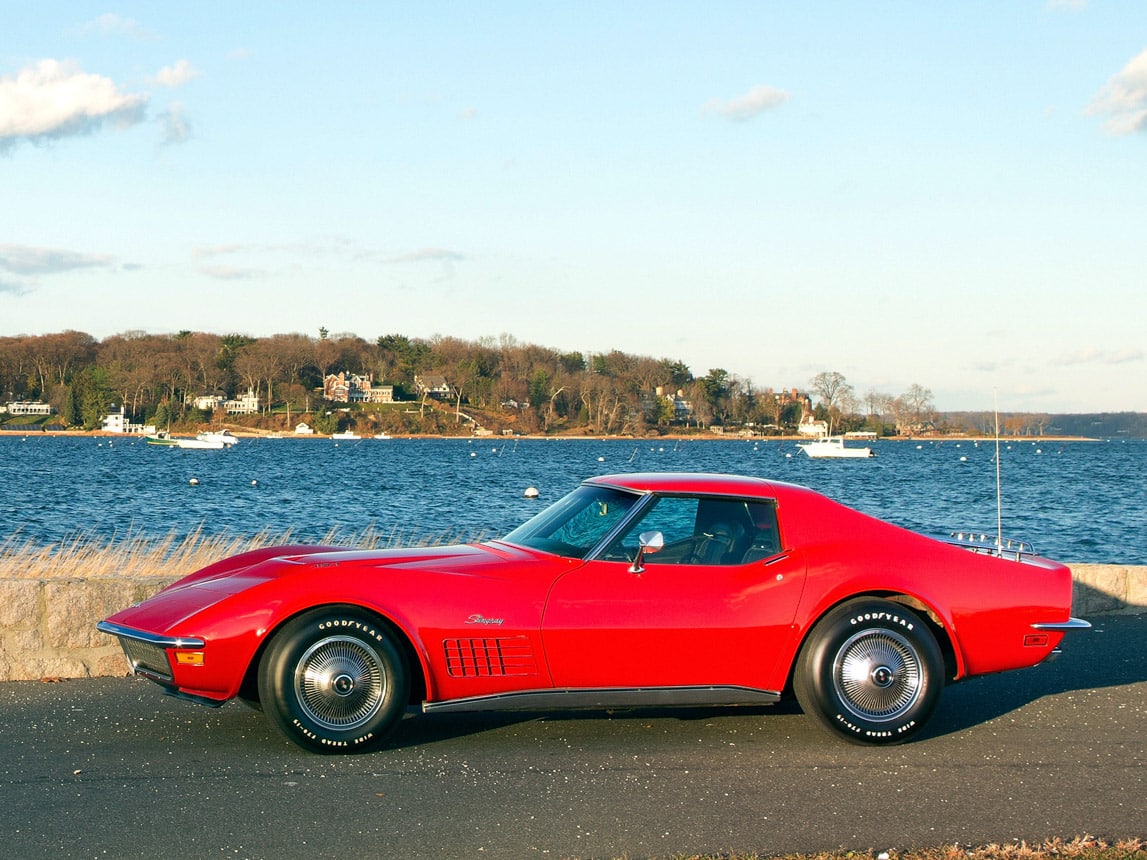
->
332, 673, 356, 696
870, 665, 895, 688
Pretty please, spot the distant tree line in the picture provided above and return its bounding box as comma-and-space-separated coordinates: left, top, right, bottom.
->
0, 329, 984, 436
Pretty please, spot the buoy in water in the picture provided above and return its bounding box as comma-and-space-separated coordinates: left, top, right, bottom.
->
189, 478, 199, 486
597, 456, 605, 462
251, 479, 258, 486
523, 486, 539, 499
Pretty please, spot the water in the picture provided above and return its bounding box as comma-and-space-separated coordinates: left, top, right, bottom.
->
1, 435, 1143, 564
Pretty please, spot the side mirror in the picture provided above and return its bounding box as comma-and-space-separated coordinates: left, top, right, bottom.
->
628, 530, 665, 574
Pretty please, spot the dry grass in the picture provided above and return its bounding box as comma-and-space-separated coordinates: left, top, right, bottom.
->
664, 837, 1146, 860
0, 525, 482, 580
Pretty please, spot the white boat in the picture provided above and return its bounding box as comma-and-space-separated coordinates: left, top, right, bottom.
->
177, 437, 226, 450
331, 431, 360, 441
197, 430, 239, 446
372, 432, 392, 440
796, 436, 875, 459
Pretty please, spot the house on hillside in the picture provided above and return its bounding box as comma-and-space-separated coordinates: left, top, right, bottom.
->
323, 372, 393, 404
224, 388, 260, 415
4, 401, 55, 416
797, 415, 829, 436
414, 374, 453, 400
100, 406, 152, 435
655, 386, 692, 423
189, 389, 259, 414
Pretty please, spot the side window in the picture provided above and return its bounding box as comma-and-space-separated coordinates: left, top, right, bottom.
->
692, 499, 754, 565
600, 496, 781, 566
742, 500, 782, 561
601, 497, 699, 563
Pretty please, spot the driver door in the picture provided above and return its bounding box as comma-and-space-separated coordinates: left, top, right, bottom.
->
540, 495, 806, 691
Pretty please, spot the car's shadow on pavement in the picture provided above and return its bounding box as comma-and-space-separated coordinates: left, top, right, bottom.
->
922, 614, 1146, 739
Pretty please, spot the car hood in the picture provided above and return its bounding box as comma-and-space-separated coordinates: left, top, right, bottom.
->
106, 540, 555, 635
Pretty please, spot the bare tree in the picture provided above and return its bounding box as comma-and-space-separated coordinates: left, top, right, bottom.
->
902, 383, 935, 425
810, 371, 855, 434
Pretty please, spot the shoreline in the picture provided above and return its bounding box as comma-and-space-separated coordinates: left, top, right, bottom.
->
0, 428, 1108, 443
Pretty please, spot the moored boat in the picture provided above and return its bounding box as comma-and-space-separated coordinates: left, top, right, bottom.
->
796, 436, 875, 459
177, 437, 226, 450
197, 429, 239, 446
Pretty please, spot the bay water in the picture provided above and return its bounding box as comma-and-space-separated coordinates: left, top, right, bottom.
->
1, 435, 1143, 565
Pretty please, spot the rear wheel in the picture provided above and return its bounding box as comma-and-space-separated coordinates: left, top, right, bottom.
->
257, 606, 409, 753
794, 598, 943, 745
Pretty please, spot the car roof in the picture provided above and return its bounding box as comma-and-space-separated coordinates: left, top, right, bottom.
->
585, 472, 790, 499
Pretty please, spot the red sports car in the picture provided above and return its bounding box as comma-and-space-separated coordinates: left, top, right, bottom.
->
98, 472, 1088, 752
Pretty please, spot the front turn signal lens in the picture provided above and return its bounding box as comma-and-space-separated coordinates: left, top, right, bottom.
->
175, 651, 205, 666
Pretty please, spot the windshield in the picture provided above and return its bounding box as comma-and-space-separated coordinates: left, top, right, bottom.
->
501, 485, 642, 559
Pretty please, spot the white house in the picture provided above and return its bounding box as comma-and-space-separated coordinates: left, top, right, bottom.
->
224, 388, 260, 415
192, 394, 226, 411
797, 415, 829, 436
100, 406, 153, 435
4, 401, 55, 416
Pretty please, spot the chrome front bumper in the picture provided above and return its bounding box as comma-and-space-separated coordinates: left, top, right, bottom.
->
1031, 618, 1092, 632
96, 620, 205, 682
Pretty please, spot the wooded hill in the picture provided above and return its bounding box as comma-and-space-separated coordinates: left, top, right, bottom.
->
1, 330, 1134, 438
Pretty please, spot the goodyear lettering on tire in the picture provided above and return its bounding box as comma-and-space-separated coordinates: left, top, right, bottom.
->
848, 611, 913, 631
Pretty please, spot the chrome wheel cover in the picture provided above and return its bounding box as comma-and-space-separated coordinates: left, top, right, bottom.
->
294, 635, 386, 731
833, 628, 922, 722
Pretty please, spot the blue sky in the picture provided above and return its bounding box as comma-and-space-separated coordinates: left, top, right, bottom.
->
2, 2, 1145, 413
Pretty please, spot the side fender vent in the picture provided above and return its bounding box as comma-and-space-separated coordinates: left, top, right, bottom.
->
444, 637, 538, 678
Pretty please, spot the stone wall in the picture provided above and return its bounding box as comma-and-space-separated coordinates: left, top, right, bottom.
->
1, 566, 1144, 684
0, 576, 180, 683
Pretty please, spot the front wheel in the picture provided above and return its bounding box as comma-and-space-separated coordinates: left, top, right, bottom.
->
257, 606, 409, 753
794, 598, 943, 745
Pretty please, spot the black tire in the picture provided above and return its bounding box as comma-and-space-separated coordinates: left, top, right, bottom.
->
257, 606, 409, 754
794, 598, 943, 745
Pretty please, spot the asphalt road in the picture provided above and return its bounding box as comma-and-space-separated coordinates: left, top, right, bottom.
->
1, 616, 1143, 860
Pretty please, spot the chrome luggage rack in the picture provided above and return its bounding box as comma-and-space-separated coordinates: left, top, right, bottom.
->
947, 531, 1036, 560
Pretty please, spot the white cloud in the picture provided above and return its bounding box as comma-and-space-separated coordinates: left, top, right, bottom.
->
384, 248, 465, 264
154, 60, 202, 88
77, 13, 157, 41
159, 102, 192, 145
1086, 47, 1147, 135
0, 277, 31, 296
1107, 348, 1145, 364
0, 59, 147, 147
1054, 346, 1144, 366
0, 243, 120, 296
199, 265, 267, 280
193, 244, 249, 259
193, 240, 354, 260
0, 243, 116, 275
704, 84, 789, 123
